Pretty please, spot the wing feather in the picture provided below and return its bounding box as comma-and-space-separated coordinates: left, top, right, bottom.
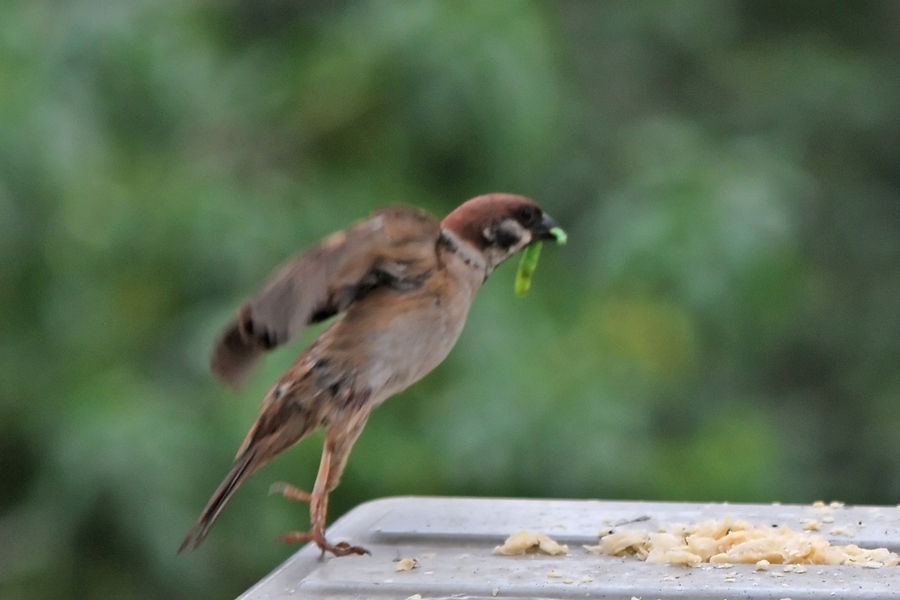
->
211, 206, 441, 387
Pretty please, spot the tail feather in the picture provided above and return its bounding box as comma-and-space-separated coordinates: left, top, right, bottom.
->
178, 449, 258, 553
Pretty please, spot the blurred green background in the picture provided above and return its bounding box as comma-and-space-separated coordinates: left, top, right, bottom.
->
3, 0, 900, 598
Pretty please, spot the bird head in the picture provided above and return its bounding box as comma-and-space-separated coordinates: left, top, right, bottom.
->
441, 193, 565, 276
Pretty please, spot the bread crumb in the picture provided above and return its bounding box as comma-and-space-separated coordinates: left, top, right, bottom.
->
756, 559, 770, 571
801, 519, 820, 531
494, 531, 568, 556
396, 558, 419, 572
584, 530, 649, 559
406, 595, 422, 600
491, 588, 499, 597
812, 501, 833, 514
547, 570, 562, 578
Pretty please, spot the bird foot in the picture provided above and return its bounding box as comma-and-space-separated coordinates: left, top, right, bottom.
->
269, 481, 312, 503
277, 529, 369, 557
269, 482, 367, 556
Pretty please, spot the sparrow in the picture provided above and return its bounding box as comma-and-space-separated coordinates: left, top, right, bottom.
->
178, 193, 565, 557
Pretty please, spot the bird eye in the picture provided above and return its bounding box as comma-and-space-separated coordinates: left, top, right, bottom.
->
515, 206, 541, 228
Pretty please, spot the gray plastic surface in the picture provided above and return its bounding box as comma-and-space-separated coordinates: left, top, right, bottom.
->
239, 497, 900, 599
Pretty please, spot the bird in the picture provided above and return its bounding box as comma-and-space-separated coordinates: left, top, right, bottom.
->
178, 193, 565, 557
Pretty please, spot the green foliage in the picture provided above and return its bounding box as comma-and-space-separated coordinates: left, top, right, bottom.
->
3, 1, 900, 598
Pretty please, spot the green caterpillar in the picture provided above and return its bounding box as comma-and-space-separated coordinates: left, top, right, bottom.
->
515, 227, 566, 296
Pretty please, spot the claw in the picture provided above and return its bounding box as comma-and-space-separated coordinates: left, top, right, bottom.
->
331, 541, 370, 556
276, 530, 369, 557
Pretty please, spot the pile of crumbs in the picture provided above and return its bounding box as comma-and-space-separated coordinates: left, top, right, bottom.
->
586, 517, 899, 567
493, 530, 569, 556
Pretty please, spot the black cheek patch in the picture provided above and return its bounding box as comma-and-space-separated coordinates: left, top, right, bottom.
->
493, 227, 521, 248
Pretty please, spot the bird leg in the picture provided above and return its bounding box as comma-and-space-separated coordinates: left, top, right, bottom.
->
272, 413, 370, 557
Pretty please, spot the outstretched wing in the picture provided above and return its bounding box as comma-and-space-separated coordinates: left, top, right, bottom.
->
212, 206, 441, 387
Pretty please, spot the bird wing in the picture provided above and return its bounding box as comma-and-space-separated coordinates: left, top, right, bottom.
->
211, 206, 441, 387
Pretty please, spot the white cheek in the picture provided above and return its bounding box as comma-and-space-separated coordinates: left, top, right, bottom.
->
511, 230, 533, 252
498, 220, 529, 245
499, 220, 532, 253
483, 227, 533, 274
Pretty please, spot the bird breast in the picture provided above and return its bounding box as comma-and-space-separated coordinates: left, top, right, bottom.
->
319, 249, 483, 406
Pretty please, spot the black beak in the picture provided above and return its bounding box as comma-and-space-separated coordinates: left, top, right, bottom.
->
534, 214, 567, 244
